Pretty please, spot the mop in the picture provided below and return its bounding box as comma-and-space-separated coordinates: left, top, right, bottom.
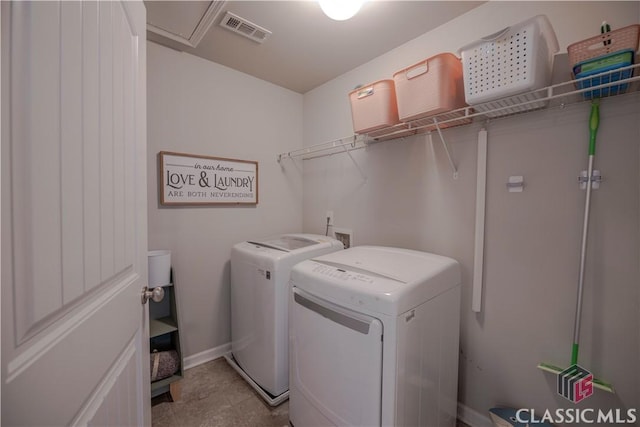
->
537, 99, 614, 393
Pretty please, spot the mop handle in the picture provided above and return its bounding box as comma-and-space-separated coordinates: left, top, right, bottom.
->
589, 100, 600, 155
572, 100, 600, 365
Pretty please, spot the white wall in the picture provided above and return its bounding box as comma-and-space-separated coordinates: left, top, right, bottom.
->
147, 42, 304, 357
300, 1, 639, 421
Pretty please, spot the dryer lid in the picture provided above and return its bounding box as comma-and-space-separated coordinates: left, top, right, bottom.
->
312, 246, 454, 284
293, 246, 461, 315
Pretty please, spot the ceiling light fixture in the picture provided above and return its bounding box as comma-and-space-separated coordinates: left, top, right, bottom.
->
318, 0, 365, 21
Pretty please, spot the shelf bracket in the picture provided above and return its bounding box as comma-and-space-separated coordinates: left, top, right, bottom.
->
342, 135, 368, 181
430, 118, 459, 179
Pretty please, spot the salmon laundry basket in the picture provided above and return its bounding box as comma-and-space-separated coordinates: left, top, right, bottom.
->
390, 53, 470, 132
348, 79, 401, 135
393, 53, 467, 122
459, 15, 559, 117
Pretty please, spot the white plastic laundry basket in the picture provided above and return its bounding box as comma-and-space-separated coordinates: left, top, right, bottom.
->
459, 15, 559, 116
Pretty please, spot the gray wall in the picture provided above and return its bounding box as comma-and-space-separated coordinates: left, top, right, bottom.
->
299, 0, 639, 421
147, 42, 304, 358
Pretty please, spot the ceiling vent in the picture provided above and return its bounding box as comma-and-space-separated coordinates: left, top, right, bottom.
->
219, 11, 272, 44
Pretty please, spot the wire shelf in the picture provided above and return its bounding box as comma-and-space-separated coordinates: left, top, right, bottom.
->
277, 63, 640, 162
277, 134, 372, 162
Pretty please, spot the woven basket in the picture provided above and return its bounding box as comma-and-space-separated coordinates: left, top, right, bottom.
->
568, 24, 640, 67
150, 349, 180, 382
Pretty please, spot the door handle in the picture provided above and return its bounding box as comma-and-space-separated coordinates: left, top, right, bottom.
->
141, 286, 165, 304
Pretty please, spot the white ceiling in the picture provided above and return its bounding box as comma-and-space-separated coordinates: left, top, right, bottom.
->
145, 1, 484, 94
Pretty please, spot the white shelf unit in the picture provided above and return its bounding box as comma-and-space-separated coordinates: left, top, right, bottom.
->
277, 63, 640, 162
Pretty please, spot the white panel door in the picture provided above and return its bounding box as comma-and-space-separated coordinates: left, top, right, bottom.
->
1, 1, 150, 425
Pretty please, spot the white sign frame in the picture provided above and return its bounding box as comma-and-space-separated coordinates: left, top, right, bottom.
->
159, 151, 259, 205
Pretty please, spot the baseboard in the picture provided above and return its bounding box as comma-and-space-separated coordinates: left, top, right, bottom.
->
458, 402, 493, 427
183, 342, 231, 370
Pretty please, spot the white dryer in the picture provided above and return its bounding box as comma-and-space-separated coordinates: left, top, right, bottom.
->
227, 233, 343, 405
289, 246, 461, 426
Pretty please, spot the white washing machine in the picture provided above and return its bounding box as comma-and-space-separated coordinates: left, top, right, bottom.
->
289, 246, 461, 426
227, 233, 343, 405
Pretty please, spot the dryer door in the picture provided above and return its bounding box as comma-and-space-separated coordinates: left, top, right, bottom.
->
290, 287, 383, 427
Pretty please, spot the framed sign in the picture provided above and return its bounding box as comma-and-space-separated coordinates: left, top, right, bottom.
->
159, 151, 258, 205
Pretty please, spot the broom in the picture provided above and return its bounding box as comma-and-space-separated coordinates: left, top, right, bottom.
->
537, 99, 614, 393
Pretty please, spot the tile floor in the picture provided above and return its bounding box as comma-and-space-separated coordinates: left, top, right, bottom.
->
152, 357, 471, 427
